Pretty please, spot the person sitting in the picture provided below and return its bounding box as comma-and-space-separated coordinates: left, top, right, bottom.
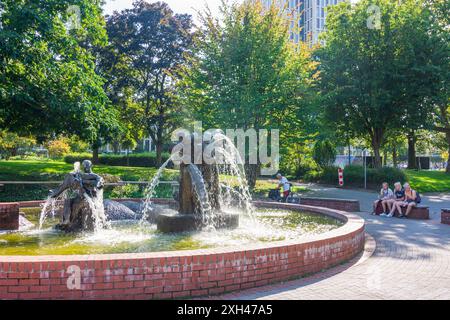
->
372, 182, 394, 215
381, 182, 405, 218
276, 173, 291, 203
392, 183, 418, 218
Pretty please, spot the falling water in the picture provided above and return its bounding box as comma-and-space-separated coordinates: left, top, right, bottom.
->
186, 164, 214, 227
140, 156, 174, 223
38, 193, 64, 230
83, 189, 109, 232
210, 133, 255, 218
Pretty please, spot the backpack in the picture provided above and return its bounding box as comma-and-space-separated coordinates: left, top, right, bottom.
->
415, 191, 422, 204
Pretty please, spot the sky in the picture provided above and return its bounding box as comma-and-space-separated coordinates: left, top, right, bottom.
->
103, 0, 232, 20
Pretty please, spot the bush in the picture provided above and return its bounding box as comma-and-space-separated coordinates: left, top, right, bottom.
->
110, 184, 141, 199
46, 138, 71, 158
312, 140, 337, 167
64, 153, 93, 164
64, 152, 172, 168
305, 165, 408, 189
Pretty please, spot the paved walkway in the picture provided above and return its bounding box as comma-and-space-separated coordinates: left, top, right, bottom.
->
214, 185, 450, 300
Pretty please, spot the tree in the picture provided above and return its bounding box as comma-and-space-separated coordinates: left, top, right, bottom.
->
0, 0, 118, 145
316, 0, 445, 168
426, 0, 450, 173
313, 140, 337, 168
104, 1, 194, 166
180, 1, 316, 188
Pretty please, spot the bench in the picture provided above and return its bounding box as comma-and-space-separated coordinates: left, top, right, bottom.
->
374, 201, 429, 219
396, 205, 430, 220
441, 209, 450, 225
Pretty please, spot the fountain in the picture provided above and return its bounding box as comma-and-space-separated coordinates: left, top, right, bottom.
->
46, 160, 108, 232
156, 134, 240, 233
0, 130, 365, 300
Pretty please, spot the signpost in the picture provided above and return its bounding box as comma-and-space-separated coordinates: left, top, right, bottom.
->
338, 168, 344, 187
363, 149, 367, 189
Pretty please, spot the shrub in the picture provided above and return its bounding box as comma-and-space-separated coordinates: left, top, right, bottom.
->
64, 153, 93, 164
110, 184, 141, 199
46, 138, 71, 158
64, 152, 172, 168
305, 165, 408, 189
312, 140, 337, 167
0, 131, 36, 159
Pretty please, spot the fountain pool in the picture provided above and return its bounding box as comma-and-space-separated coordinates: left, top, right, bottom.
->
0, 206, 342, 256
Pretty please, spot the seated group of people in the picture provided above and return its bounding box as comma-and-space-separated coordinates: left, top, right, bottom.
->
372, 182, 421, 218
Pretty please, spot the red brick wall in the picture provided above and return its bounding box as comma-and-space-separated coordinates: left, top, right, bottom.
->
0, 203, 19, 231
1, 203, 365, 300
300, 197, 361, 212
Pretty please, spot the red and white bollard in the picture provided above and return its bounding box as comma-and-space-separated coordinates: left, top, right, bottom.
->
338, 168, 344, 187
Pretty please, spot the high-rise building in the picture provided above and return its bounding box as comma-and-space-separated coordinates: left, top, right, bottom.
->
259, 0, 347, 45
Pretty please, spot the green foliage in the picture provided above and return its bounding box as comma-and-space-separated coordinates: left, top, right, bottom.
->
100, 0, 194, 165
180, 1, 317, 187
67, 136, 90, 153
316, 0, 447, 167
45, 138, 71, 159
64, 152, 171, 168
0, 130, 35, 159
312, 140, 337, 168
110, 184, 141, 199
0, 0, 119, 143
305, 165, 407, 189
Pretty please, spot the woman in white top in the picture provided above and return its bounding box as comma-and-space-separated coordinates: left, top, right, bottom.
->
372, 182, 394, 215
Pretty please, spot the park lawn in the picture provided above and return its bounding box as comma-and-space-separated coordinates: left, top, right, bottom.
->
405, 170, 450, 193
253, 180, 309, 198
0, 159, 178, 182
0, 160, 306, 201
0, 160, 178, 202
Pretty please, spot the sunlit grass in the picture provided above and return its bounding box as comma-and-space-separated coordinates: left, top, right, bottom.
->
405, 170, 450, 193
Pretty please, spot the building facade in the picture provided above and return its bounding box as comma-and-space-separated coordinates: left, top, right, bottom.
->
260, 0, 347, 46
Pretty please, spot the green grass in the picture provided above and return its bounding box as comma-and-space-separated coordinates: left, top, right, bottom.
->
0, 160, 179, 202
0, 159, 178, 182
405, 170, 450, 193
0, 160, 309, 201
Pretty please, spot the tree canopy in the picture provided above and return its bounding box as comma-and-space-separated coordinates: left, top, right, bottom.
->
0, 0, 118, 144
101, 0, 194, 165
180, 1, 317, 187
316, 0, 448, 168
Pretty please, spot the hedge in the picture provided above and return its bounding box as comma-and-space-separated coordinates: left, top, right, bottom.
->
304, 165, 408, 189
64, 152, 172, 168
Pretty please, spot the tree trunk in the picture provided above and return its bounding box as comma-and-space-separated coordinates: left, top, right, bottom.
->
407, 131, 417, 170
112, 142, 120, 154
446, 131, 450, 174
92, 146, 100, 165
156, 143, 163, 167
370, 130, 383, 168
244, 164, 260, 191
392, 144, 398, 168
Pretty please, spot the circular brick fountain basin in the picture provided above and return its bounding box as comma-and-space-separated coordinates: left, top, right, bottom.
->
0, 201, 365, 300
